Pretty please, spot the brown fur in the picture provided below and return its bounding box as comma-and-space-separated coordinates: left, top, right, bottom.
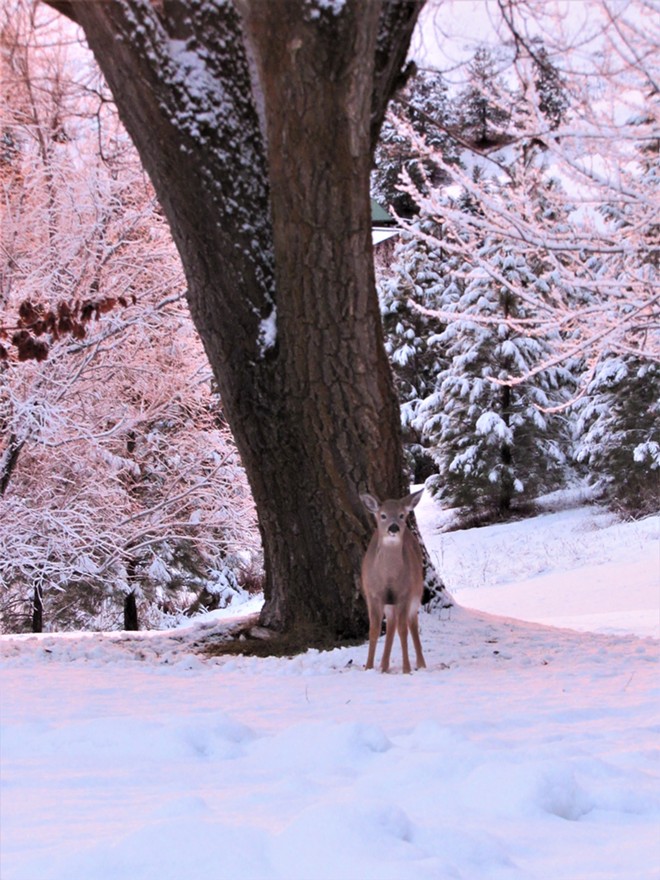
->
360, 490, 426, 673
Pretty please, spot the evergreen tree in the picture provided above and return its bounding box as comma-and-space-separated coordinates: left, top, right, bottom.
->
375, 31, 656, 525
532, 43, 569, 131
377, 218, 459, 479
415, 242, 575, 518
575, 358, 660, 516
372, 68, 459, 217
458, 48, 512, 149
574, 124, 659, 516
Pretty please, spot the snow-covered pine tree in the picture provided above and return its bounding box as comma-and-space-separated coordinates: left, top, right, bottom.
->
376, 87, 581, 513
372, 68, 458, 218
415, 233, 576, 519
573, 121, 659, 516
458, 48, 513, 149
376, 216, 461, 480
575, 357, 660, 516
531, 43, 569, 131
377, 77, 581, 519
375, 8, 658, 525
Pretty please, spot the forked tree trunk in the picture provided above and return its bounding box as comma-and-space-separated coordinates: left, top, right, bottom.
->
233, 2, 409, 638
46, 0, 437, 646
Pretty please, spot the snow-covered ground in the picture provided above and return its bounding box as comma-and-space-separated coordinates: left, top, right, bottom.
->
421, 491, 659, 640
1, 498, 658, 880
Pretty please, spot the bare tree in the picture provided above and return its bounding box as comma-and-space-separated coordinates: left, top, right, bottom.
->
1, 3, 259, 632
40, 0, 440, 648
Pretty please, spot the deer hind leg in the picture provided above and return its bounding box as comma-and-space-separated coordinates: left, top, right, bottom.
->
380, 605, 396, 673
408, 606, 426, 670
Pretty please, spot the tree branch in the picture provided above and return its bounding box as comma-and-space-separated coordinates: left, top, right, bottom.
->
370, 0, 426, 152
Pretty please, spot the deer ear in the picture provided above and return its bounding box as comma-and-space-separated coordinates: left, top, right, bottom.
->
360, 493, 380, 514
404, 488, 424, 511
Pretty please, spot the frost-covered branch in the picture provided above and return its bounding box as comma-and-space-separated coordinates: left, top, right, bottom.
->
375, 0, 659, 516
0, 1, 261, 632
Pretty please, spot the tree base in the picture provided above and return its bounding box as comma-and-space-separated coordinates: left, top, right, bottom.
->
199, 617, 365, 659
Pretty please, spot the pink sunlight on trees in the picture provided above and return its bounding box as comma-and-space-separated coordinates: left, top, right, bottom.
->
374, 0, 658, 517
1, 0, 657, 634
404, 0, 659, 379
1, 2, 259, 633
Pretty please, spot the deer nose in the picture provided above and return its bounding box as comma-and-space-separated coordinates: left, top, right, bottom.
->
388, 523, 400, 535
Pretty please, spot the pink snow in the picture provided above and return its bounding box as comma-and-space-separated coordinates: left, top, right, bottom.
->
1, 497, 658, 880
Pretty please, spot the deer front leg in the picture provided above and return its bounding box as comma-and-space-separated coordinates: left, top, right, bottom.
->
380, 606, 396, 673
365, 597, 383, 670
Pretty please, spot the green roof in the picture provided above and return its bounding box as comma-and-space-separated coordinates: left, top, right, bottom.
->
371, 199, 395, 226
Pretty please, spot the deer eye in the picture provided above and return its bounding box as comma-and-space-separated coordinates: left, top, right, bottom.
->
399, 513, 405, 519
380, 513, 387, 520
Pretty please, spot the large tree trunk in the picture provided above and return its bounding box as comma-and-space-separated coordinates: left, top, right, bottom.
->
235, 1, 409, 638
45, 0, 434, 646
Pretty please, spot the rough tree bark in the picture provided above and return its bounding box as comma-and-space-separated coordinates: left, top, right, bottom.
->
45, 0, 442, 647
0, 434, 25, 497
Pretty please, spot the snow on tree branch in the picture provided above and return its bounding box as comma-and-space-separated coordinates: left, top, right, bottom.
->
393, 1, 659, 379
1, 1, 260, 632
375, 0, 658, 516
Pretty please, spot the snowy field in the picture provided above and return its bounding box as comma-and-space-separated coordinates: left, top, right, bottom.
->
1, 497, 658, 880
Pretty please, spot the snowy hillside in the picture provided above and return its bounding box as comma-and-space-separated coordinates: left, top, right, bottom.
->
419, 491, 659, 640
1, 498, 658, 880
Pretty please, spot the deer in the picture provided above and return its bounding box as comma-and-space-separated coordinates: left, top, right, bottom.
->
359, 489, 426, 674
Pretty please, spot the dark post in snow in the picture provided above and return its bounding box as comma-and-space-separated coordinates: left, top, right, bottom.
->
32, 582, 43, 634
44, 0, 443, 647
123, 591, 139, 632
